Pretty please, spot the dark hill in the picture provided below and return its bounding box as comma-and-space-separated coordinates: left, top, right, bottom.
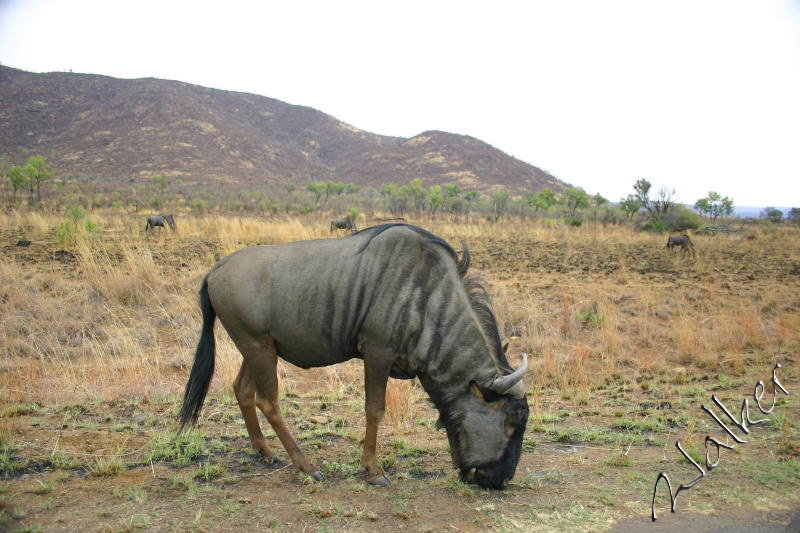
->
0, 65, 566, 194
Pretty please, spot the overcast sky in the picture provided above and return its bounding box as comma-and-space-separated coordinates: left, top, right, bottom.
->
1, 0, 799, 206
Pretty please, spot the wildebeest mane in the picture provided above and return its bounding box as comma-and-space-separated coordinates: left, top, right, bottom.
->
355, 223, 510, 372
462, 274, 512, 372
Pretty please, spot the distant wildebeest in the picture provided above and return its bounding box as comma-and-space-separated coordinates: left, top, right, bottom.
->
145, 214, 176, 232
330, 215, 357, 233
180, 224, 529, 489
666, 233, 694, 255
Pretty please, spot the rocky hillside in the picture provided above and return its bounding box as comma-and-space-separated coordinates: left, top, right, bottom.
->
0, 65, 566, 194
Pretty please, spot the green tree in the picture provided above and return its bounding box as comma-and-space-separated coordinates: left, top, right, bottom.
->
285, 182, 297, 193
152, 173, 168, 204
307, 181, 324, 205
632, 179, 674, 226
787, 207, 800, 223
491, 189, 511, 221
525, 188, 556, 213
444, 184, 460, 198
762, 207, 783, 222
0, 154, 10, 191
593, 193, 608, 207
409, 178, 426, 213
694, 191, 734, 221
323, 180, 336, 203
7, 166, 28, 203
464, 190, 480, 202
427, 185, 444, 215
619, 194, 642, 222
633, 178, 651, 211
562, 187, 590, 214
381, 183, 409, 215
24, 155, 52, 201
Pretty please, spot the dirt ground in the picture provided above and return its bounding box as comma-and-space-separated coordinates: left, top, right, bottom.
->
1, 216, 799, 532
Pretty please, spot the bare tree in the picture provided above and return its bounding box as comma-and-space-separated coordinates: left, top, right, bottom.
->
651, 187, 676, 218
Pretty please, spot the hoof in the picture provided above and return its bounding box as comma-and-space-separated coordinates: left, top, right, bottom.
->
311, 471, 325, 482
367, 474, 390, 487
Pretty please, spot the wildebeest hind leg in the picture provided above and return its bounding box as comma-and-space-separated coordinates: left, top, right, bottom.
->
245, 340, 323, 481
233, 362, 276, 460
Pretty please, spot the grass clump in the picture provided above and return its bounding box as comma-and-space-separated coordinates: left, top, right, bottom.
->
88, 455, 126, 477
605, 453, 633, 467
147, 430, 207, 466
194, 461, 226, 481
1, 403, 41, 418
0, 443, 28, 475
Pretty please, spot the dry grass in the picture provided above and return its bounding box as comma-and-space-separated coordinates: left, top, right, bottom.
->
1, 208, 799, 413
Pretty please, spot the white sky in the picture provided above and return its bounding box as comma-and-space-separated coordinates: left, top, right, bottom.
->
1, 0, 799, 206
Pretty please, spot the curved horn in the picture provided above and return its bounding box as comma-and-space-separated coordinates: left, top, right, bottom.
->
489, 353, 528, 395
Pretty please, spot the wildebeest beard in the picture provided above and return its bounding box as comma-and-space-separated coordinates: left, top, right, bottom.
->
428, 384, 529, 490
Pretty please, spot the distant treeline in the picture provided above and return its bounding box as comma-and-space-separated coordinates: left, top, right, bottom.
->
3, 155, 799, 229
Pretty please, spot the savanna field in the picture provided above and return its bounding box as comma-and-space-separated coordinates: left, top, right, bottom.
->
1, 210, 798, 532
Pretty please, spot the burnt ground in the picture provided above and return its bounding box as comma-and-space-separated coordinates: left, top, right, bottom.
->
1, 223, 799, 532
1, 380, 798, 533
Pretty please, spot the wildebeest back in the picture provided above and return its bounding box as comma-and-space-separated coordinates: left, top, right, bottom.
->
205, 227, 461, 371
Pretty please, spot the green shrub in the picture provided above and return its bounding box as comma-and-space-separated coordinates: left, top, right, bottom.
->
642, 217, 669, 233
191, 198, 209, 213
664, 205, 702, 232
56, 206, 97, 246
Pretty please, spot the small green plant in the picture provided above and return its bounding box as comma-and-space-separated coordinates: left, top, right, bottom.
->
576, 310, 602, 328
522, 436, 538, 451
147, 430, 207, 466
49, 450, 80, 469
168, 473, 199, 495
0, 443, 28, 474
56, 205, 98, 246
194, 461, 226, 481
605, 453, 633, 467
88, 455, 125, 477
381, 453, 397, 469
127, 484, 148, 504
1, 403, 41, 417
219, 498, 244, 517
320, 459, 360, 478
443, 477, 477, 498
29, 479, 53, 494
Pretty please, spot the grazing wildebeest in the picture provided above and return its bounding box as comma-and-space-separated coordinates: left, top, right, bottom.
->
330, 216, 357, 233
180, 224, 529, 489
145, 213, 176, 232
666, 233, 694, 255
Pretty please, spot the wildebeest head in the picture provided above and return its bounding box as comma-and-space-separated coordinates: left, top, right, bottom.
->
430, 354, 529, 490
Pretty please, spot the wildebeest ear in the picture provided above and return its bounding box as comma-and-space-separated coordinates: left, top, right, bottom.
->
502, 342, 509, 354
469, 381, 504, 408
469, 381, 490, 402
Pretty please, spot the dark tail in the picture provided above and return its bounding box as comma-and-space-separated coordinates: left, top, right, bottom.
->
179, 277, 216, 432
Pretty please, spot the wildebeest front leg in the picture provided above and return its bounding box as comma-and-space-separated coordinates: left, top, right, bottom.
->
361, 355, 393, 486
